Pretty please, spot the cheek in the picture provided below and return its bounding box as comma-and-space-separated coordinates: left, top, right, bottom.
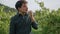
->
23, 7, 28, 11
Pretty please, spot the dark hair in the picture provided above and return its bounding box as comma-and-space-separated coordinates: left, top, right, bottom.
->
15, 0, 27, 10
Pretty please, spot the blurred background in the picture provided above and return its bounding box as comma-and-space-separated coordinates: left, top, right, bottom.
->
0, 0, 60, 34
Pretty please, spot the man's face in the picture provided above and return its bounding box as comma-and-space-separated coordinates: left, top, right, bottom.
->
18, 3, 28, 13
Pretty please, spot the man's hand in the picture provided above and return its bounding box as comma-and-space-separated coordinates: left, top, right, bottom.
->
28, 10, 38, 29
28, 10, 35, 22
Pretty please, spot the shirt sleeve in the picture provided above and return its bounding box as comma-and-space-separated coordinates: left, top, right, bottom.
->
31, 21, 38, 30
9, 17, 16, 34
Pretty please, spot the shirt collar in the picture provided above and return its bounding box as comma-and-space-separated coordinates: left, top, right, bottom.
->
17, 12, 28, 16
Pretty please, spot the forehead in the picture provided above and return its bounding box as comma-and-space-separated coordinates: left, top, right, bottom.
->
22, 3, 27, 6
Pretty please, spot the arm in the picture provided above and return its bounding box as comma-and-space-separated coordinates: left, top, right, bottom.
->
28, 11, 38, 29
10, 17, 16, 34
31, 21, 38, 29
31, 17, 38, 29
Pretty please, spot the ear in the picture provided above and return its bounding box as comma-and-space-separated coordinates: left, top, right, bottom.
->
18, 7, 21, 11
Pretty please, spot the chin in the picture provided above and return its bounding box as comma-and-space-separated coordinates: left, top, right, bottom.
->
24, 12, 27, 13
24, 10, 28, 13
23, 11, 27, 13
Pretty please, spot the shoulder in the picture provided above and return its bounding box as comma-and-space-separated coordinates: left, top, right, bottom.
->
10, 14, 18, 21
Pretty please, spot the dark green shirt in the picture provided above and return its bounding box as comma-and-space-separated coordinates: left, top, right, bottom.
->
10, 13, 38, 34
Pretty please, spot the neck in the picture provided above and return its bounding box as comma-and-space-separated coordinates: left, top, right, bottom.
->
19, 12, 26, 16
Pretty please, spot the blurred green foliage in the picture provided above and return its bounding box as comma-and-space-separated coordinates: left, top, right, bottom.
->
0, 2, 60, 34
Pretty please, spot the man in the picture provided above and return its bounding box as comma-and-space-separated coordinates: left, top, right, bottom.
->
10, 0, 38, 34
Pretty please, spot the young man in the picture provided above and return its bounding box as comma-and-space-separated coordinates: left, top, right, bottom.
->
10, 0, 38, 34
